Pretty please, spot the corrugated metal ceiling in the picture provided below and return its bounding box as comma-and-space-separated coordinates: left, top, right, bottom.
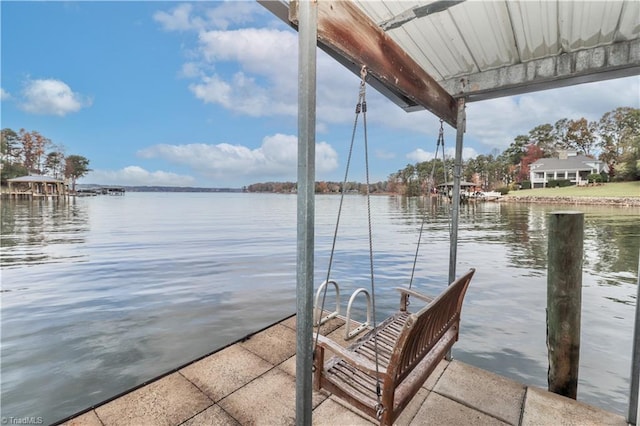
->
261, 0, 639, 114
354, 0, 638, 81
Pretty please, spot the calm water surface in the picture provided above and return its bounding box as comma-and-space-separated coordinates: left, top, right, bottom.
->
1, 192, 638, 423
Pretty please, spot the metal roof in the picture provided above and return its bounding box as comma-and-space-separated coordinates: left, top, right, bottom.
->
7, 175, 64, 183
260, 0, 640, 121
530, 155, 608, 172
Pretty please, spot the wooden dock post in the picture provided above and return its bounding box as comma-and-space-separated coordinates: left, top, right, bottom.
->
547, 211, 584, 399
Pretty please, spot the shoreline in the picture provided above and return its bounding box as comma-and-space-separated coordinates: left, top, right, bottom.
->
502, 195, 640, 207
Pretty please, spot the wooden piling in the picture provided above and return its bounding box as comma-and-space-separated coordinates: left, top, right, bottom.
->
547, 211, 584, 399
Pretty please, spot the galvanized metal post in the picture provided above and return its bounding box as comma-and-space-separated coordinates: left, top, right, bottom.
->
446, 98, 465, 361
629, 251, 640, 425
448, 98, 466, 285
547, 211, 583, 399
296, 1, 316, 425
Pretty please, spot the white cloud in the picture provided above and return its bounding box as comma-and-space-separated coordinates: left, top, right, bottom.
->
154, 2, 359, 122
203, 2, 262, 30
446, 146, 478, 161
407, 146, 477, 163
20, 79, 91, 116
153, 4, 205, 32
82, 166, 196, 187
0, 88, 10, 101
189, 71, 296, 117
188, 27, 300, 117
180, 62, 203, 79
406, 149, 434, 163
154, 2, 262, 32
138, 133, 339, 180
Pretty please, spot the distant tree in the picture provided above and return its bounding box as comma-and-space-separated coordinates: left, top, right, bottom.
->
1, 128, 21, 165
44, 149, 65, 179
400, 164, 416, 185
528, 124, 556, 157
1, 162, 28, 183
64, 155, 91, 192
552, 118, 571, 150
18, 129, 36, 172
598, 107, 640, 180
503, 135, 529, 165
316, 181, 329, 193
566, 118, 597, 156
518, 144, 545, 182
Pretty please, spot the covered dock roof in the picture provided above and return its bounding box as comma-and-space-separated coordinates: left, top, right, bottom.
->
259, 1, 640, 424
7, 175, 65, 183
261, 0, 639, 126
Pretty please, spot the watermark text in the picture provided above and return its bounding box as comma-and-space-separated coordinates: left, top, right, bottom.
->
1, 417, 44, 425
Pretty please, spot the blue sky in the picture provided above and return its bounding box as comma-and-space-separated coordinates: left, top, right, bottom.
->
2, 1, 639, 188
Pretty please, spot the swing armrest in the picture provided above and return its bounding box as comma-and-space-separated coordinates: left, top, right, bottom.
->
315, 334, 388, 377
395, 287, 434, 311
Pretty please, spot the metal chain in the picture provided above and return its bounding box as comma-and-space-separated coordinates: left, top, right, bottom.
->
359, 67, 384, 411
408, 119, 445, 291
313, 66, 366, 353
313, 66, 384, 412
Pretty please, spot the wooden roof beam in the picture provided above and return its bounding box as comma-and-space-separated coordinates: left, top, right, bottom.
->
289, 0, 458, 127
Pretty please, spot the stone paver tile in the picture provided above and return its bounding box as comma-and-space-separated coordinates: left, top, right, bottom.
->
278, 353, 297, 376
423, 358, 450, 390
411, 392, 510, 426
277, 354, 332, 407
311, 397, 376, 425
324, 324, 359, 349
434, 360, 525, 425
62, 410, 103, 426
395, 387, 430, 425
280, 315, 297, 331
240, 324, 297, 365
180, 344, 273, 402
218, 368, 325, 425
284, 313, 347, 337
521, 386, 627, 426
316, 315, 347, 336
95, 373, 212, 426
180, 404, 240, 426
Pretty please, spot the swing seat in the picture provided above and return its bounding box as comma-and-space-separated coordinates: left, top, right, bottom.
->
313, 268, 475, 425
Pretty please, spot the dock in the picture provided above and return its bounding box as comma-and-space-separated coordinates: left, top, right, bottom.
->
61, 314, 627, 426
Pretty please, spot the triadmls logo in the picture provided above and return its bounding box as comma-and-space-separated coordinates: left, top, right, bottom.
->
1, 418, 44, 425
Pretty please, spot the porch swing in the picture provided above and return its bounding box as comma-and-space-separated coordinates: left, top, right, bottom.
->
312, 66, 475, 426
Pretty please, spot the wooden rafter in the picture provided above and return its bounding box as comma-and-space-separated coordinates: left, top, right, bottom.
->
289, 0, 458, 127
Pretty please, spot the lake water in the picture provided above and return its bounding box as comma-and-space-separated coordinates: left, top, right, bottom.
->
1, 192, 638, 423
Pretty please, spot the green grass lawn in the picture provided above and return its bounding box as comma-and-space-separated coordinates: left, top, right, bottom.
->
507, 181, 640, 198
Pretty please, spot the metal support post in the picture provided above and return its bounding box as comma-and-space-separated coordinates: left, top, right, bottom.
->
447, 98, 465, 360
296, 1, 317, 425
448, 98, 466, 286
629, 251, 640, 425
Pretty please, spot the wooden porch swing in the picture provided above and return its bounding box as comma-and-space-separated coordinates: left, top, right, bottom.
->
312, 67, 475, 426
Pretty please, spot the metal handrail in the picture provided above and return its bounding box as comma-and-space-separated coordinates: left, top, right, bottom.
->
345, 288, 372, 340
314, 280, 340, 327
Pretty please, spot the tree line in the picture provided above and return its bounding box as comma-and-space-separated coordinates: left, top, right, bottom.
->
1, 128, 91, 191
245, 181, 389, 194
389, 107, 639, 196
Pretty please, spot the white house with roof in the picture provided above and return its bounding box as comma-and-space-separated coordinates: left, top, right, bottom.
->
529, 151, 609, 188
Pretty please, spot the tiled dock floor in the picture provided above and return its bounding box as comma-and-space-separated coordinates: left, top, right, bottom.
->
62, 314, 628, 426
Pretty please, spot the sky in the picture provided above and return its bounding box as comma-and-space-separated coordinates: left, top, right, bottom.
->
1, 1, 639, 189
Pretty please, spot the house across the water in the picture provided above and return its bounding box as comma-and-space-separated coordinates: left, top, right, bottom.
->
529, 151, 609, 188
